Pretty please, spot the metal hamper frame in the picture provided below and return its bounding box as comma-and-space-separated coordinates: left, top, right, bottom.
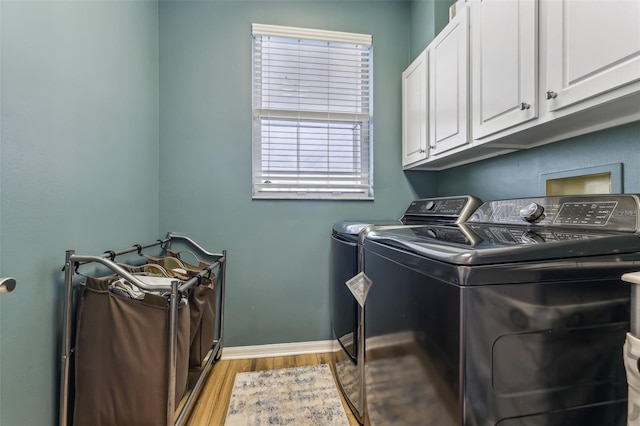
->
58, 232, 227, 426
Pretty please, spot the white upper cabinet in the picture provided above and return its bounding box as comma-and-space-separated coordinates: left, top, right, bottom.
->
429, 4, 470, 155
471, 0, 537, 139
402, 0, 640, 170
544, 0, 640, 112
402, 49, 429, 168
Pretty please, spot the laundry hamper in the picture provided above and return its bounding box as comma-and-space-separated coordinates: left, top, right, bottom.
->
73, 275, 190, 426
148, 251, 217, 368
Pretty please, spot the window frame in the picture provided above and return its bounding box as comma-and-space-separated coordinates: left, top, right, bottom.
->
251, 24, 374, 200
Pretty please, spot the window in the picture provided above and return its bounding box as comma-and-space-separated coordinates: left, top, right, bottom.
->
252, 24, 373, 200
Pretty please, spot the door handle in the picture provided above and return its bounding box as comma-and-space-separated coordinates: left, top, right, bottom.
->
0, 277, 17, 294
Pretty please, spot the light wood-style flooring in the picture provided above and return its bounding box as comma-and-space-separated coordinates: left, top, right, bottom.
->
183, 352, 363, 426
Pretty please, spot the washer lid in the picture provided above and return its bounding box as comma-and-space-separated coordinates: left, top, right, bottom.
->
364, 223, 640, 266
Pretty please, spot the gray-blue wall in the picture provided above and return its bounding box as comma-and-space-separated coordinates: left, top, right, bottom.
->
158, 0, 427, 348
0, 1, 159, 424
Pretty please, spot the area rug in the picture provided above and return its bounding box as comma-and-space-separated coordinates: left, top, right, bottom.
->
224, 364, 350, 426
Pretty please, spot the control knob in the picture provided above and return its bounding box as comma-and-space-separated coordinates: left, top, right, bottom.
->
519, 203, 544, 223
425, 201, 436, 211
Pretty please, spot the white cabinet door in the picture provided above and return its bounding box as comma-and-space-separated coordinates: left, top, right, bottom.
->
402, 49, 429, 167
429, 5, 469, 155
471, 0, 537, 139
545, 0, 640, 112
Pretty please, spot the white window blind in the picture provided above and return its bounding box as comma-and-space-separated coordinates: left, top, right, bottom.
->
252, 24, 373, 200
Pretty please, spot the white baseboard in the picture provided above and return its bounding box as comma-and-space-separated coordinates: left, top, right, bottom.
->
221, 340, 335, 360
220, 332, 416, 360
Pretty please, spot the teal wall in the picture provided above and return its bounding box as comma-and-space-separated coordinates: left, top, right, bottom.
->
410, 0, 435, 60
437, 121, 640, 200
158, 0, 426, 347
0, 1, 159, 424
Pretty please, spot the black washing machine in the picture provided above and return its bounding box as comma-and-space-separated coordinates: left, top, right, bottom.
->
330, 195, 482, 423
361, 194, 640, 426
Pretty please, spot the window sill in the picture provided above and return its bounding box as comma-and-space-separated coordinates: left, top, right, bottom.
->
252, 195, 374, 201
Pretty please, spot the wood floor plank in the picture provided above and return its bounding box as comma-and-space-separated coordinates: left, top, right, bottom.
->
253, 356, 274, 371
184, 352, 364, 426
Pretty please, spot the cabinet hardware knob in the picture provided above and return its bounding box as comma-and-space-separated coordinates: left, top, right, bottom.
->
419, 149, 425, 153
0, 277, 16, 294
545, 90, 557, 100
430, 145, 436, 150
520, 102, 531, 110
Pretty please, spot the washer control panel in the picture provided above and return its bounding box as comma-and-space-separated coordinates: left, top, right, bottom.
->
468, 195, 640, 232
553, 201, 619, 226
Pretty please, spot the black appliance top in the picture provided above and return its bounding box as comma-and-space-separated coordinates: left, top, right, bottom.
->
332, 195, 482, 238
364, 195, 640, 266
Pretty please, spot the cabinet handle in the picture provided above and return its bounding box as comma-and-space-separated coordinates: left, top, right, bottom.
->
545, 91, 557, 100
520, 102, 530, 110
419, 149, 425, 154
430, 145, 436, 150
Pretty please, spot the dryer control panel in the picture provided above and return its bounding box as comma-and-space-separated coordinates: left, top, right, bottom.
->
468, 195, 640, 232
402, 195, 482, 224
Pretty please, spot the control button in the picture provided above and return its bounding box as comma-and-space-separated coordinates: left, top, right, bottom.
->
519, 203, 545, 223
425, 201, 436, 211
521, 231, 545, 244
